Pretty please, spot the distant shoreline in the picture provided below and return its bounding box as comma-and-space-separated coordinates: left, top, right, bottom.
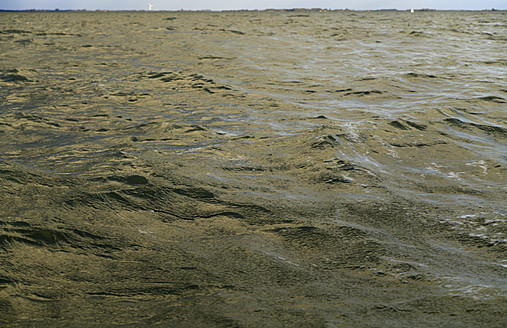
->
0, 8, 505, 13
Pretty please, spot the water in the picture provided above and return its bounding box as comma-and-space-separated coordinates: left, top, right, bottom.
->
0, 10, 506, 327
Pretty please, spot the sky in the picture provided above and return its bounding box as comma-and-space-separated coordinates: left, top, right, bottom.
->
1, 0, 505, 11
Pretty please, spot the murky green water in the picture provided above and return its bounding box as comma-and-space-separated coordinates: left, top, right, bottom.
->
1, 10, 506, 327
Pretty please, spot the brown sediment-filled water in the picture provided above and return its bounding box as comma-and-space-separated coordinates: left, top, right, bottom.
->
0, 10, 506, 327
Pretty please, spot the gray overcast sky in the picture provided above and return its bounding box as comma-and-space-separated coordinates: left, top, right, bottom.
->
1, 0, 505, 11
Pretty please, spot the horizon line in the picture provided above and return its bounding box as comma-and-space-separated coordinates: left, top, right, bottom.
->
0, 8, 505, 12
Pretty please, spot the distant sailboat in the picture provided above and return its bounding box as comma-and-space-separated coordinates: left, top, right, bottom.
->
410, 8, 414, 13
149, 3, 153, 11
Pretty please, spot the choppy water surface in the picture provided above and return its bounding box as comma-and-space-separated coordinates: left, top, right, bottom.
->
1, 10, 506, 327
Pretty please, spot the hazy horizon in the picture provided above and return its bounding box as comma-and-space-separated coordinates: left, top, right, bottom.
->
1, 0, 505, 11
